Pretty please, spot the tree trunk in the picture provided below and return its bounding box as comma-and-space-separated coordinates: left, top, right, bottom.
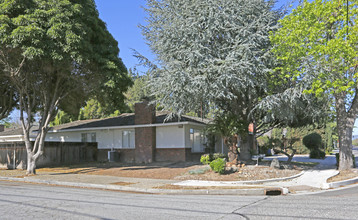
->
338, 125, 354, 170
225, 135, 238, 162
26, 151, 36, 175
239, 134, 252, 161
335, 94, 355, 170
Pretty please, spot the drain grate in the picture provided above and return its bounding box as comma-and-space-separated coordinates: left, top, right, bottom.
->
265, 188, 282, 196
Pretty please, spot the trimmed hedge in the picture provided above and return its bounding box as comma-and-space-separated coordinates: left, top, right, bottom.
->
303, 133, 325, 159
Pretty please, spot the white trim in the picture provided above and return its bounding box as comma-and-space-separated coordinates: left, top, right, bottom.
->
0, 135, 24, 138
183, 125, 186, 148
48, 121, 205, 133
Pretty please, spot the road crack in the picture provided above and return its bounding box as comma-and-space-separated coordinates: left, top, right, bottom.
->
217, 197, 269, 220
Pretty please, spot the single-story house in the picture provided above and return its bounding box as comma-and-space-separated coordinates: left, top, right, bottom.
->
0, 101, 226, 163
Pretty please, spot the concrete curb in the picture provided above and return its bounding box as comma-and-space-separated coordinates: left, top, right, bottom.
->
0, 176, 273, 195
322, 176, 358, 189
174, 171, 305, 186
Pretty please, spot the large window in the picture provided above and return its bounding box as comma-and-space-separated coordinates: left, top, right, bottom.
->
190, 128, 205, 152
81, 133, 96, 142
122, 130, 135, 148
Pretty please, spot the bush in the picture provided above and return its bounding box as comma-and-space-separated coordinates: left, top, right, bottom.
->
209, 158, 226, 174
200, 153, 226, 165
302, 133, 322, 150
303, 133, 325, 159
200, 154, 212, 165
309, 149, 325, 159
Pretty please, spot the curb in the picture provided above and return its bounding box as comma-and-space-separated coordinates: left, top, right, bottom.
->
174, 171, 305, 187
322, 176, 358, 189
0, 176, 274, 195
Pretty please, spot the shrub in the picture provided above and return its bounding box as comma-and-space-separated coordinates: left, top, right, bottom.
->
303, 133, 325, 159
302, 133, 322, 150
201, 153, 226, 165
200, 154, 212, 165
209, 158, 226, 174
309, 149, 325, 159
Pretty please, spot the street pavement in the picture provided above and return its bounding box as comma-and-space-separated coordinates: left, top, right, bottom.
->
1, 181, 358, 220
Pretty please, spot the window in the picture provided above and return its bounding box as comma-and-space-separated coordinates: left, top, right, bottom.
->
122, 130, 135, 148
190, 128, 205, 152
81, 133, 96, 142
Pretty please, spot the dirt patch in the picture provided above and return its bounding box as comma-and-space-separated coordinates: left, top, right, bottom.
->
1, 161, 308, 181
88, 163, 203, 179
175, 165, 300, 181
327, 169, 358, 183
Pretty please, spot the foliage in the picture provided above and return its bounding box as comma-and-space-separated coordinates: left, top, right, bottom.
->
303, 133, 325, 159
271, 0, 358, 170
0, 74, 17, 120
353, 138, 358, 146
140, 0, 285, 161
309, 150, 325, 159
200, 153, 227, 165
265, 136, 300, 163
302, 133, 322, 150
78, 99, 107, 120
125, 71, 151, 112
209, 158, 226, 174
0, 0, 130, 174
0, 117, 12, 128
200, 154, 211, 165
50, 110, 74, 126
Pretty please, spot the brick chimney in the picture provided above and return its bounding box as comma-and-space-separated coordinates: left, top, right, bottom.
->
134, 101, 156, 163
134, 100, 155, 125
0, 125, 4, 132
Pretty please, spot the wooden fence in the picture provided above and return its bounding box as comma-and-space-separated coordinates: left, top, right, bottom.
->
0, 142, 97, 169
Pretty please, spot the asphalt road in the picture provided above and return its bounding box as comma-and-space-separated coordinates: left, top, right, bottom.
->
0, 181, 358, 220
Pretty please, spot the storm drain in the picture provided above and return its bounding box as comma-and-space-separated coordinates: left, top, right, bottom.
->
265, 188, 283, 196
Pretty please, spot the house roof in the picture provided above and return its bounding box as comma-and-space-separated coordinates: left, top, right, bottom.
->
0, 127, 37, 137
0, 112, 210, 137
52, 112, 209, 132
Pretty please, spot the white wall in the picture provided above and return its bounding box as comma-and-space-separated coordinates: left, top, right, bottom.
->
156, 125, 185, 148
46, 129, 135, 150
45, 132, 79, 142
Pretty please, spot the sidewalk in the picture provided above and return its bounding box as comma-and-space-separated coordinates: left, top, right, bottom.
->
1, 155, 357, 195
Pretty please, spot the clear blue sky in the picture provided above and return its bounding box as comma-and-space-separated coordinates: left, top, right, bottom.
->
93, 0, 295, 73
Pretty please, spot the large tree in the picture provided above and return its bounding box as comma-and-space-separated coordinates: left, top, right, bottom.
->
140, 0, 288, 161
0, 0, 130, 174
271, 0, 358, 170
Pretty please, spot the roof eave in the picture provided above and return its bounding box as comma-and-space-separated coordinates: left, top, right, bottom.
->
49, 121, 206, 133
